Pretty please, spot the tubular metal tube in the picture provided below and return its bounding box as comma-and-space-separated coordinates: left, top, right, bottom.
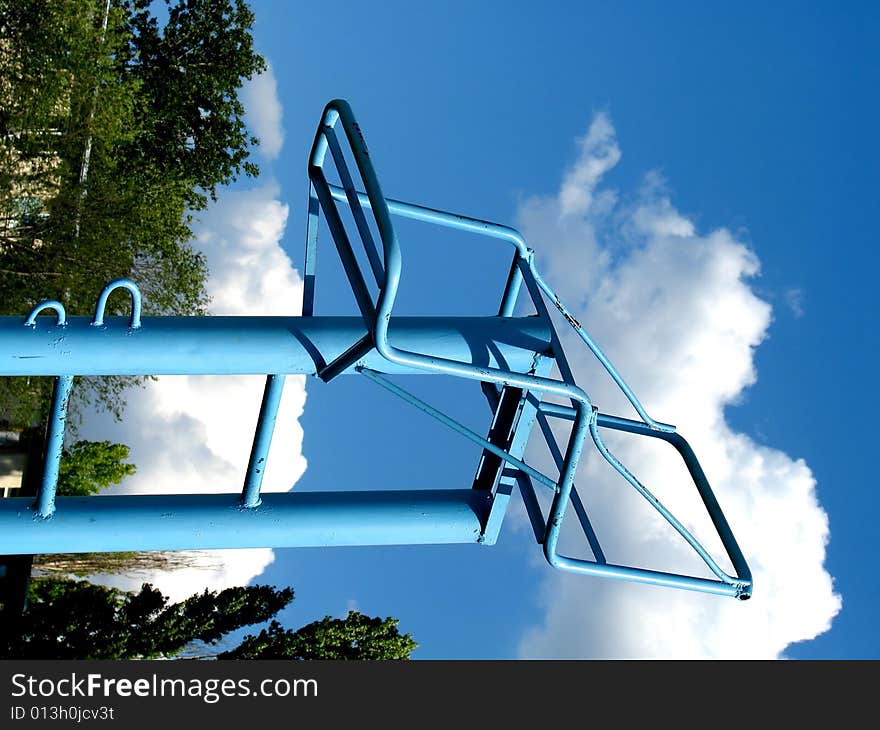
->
35, 375, 74, 518
359, 368, 557, 491
0, 490, 490, 554
241, 374, 286, 508
550, 556, 745, 598
0, 315, 550, 377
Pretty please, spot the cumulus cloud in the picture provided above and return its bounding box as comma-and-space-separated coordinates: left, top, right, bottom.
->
87, 550, 278, 605
241, 62, 284, 160
515, 113, 840, 658
80, 181, 307, 602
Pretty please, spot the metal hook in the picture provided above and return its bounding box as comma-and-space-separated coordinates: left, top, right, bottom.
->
92, 278, 142, 329
24, 300, 67, 328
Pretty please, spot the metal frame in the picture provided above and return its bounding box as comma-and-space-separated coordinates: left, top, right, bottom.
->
0, 99, 752, 599
305, 100, 751, 598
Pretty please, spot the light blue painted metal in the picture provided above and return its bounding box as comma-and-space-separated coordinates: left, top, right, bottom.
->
0, 491, 488, 554
0, 315, 548, 376
530, 402, 751, 596
327, 183, 675, 433
587, 418, 737, 588
498, 256, 525, 319
303, 189, 320, 317
359, 367, 557, 491
479, 385, 547, 546
91, 278, 142, 329
324, 127, 384, 286
479, 268, 552, 545
317, 332, 373, 382
531, 408, 606, 564
24, 300, 66, 328
312, 99, 751, 598
595, 412, 752, 591
310, 106, 597, 581
0, 98, 752, 601
242, 374, 286, 508
34, 374, 74, 518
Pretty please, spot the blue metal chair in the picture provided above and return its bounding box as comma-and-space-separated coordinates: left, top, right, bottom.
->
0, 99, 752, 599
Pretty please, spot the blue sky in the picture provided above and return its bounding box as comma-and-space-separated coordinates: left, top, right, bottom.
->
88, 1, 878, 658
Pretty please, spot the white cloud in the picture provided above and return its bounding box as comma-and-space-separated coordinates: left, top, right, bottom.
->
86, 549, 278, 604
785, 287, 805, 318
241, 62, 284, 161
516, 113, 619, 303
80, 181, 307, 602
514, 114, 840, 658
559, 112, 621, 218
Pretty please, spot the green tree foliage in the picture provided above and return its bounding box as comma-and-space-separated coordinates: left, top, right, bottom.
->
1, 579, 294, 659
56, 439, 135, 496
121, 0, 264, 209
219, 611, 419, 660
1, 580, 418, 660
0, 0, 266, 426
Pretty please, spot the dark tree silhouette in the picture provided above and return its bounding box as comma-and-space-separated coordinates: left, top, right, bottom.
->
0, 578, 418, 660
219, 612, 418, 660
0, 578, 293, 659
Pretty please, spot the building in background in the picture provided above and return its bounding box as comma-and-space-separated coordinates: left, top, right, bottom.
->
0, 428, 40, 625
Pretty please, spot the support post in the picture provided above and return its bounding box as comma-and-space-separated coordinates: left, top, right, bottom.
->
34, 375, 74, 518
242, 374, 286, 508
